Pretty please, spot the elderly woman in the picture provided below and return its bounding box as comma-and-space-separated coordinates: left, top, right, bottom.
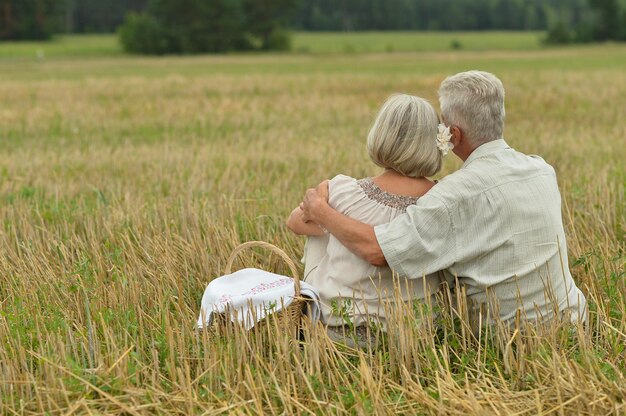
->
287, 94, 449, 344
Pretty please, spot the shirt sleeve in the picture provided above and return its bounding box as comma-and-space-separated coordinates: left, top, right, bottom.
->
374, 193, 456, 278
328, 174, 357, 214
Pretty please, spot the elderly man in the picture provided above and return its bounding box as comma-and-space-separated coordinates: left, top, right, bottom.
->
301, 70, 586, 326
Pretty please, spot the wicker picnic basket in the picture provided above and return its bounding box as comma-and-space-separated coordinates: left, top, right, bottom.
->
211, 241, 305, 332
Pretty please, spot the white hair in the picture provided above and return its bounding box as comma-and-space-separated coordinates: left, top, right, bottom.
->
438, 70, 505, 146
367, 94, 442, 178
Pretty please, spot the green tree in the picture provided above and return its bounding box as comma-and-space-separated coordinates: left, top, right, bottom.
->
119, 0, 296, 54
118, 11, 169, 54
588, 0, 622, 40
544, 20, 573, 43
68, 0, 147, 33
149, 0, 249, 53
243, 0, 297, 50
0, 0, 63, 40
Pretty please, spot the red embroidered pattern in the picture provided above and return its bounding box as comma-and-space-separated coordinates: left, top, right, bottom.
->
216, 277, 293, 308
217, 294, 232, 305
243, 278, 292, 296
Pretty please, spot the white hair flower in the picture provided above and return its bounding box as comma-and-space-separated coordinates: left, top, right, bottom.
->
436, 123, 454, 156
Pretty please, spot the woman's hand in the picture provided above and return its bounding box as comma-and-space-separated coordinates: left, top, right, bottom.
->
300, 180, 330, 224
286, 206, 326, 236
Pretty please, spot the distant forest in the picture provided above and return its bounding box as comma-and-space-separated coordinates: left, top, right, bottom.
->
22, 0, 594, 34
3, 0, 623, 48
292, 0, 592, 31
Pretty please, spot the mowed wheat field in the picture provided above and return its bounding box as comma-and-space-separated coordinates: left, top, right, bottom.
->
0, 34, 625, 414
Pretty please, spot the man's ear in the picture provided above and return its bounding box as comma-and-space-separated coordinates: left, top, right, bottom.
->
450, 126, 463, 147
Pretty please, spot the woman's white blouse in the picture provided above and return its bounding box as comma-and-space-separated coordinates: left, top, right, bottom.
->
303, 174, 441, 327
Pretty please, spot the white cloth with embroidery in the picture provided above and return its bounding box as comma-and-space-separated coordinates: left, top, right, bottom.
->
197, 268, 321, 330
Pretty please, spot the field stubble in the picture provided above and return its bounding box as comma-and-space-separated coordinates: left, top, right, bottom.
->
0, 46, 625, 414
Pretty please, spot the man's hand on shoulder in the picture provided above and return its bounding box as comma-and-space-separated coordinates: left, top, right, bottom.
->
300, 180, 330, 224
315, 179, 330, 201
299, 178, 387, 267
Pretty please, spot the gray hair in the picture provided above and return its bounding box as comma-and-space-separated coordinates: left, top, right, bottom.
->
438, 70, 505, 146
367, 94, 442, 178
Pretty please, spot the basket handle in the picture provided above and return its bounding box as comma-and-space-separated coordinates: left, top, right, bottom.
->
225, 241, 301, 296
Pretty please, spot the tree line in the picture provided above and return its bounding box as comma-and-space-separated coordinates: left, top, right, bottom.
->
1, 0, 625, 50
292, 0, 626, 43
293, 0, 587, 31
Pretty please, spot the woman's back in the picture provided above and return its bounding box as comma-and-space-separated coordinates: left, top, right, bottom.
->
304, 173, 440, 327
289, 93, 448, 328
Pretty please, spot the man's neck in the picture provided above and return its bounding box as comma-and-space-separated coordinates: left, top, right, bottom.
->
453, 143, 478, 162
458, 139, 509, 167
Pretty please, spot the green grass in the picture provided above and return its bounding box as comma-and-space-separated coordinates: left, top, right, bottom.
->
0, 34, 123, 59
0, 31, 545, 60
292, 30, 546, 53
2, 44, 625, 85
2, 32, 624, 85
0, 33, 624, 414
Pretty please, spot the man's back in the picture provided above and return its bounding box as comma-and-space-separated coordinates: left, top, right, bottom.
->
375, 140, 587, 324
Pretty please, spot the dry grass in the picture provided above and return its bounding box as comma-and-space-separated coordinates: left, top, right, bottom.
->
0, 44, 624, 414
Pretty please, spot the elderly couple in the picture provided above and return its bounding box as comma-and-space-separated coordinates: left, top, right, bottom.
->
287, 70, 586, 340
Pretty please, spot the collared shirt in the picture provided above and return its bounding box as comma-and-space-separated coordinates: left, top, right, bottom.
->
375, 139, 587, 324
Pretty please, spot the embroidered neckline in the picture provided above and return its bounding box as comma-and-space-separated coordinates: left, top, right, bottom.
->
356, 177, 419, 211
